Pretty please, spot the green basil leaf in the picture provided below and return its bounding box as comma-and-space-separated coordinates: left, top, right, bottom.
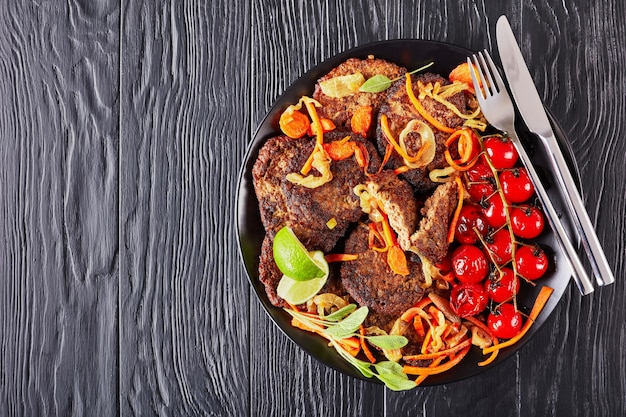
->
359, 74, 392, 93
352, 357, 374, 378
324, 306, 369, 339
376, 373, 416, 391
374, 360, 405, 375
367, 335, 409, 350
324, 304, 357, 322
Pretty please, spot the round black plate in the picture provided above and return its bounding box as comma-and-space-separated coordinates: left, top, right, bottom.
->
236, 40, 578, 386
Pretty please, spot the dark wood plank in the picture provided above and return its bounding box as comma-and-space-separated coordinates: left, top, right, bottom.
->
248, 1, 389, 415
119, 1, 251, 415
0, 1, 119, 416
510, 2, 626, 416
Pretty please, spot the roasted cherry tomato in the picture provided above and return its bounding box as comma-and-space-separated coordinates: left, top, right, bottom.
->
450, 282, 489, 318
485, 267, 520, 303
455, 204, 489, 244
483, 136, 519, 169
515, 245, 549, 280
481, 194, 507, 229
488, 303, 522, 339
451, 244, 489, 283
484, 228, 513, 266
499, 168, 535, 203
465, 159, 495, 202
510, 205, 545, 239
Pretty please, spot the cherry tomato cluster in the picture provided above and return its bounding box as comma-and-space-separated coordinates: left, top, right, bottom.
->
446, 135, 550, 340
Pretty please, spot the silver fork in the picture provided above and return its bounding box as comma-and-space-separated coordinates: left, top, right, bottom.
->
468, 50, 595, 295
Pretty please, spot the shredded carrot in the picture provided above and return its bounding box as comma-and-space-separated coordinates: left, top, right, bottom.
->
483, 286, 553, 355
359, 326, 377, 363
413, 316, 426, 337
394, 166, 410, 175
379, 144, 394, 173
308, 118, 336, 136
403, 338, 472, 361
354, 143, 370, 172
351, 106, 373, 137
447, 176, 465, 243
388, 245, 410, 276
414, 356, 445, 386
368, 223, 387, 252
300, 144, 320, 175
444, 128, 479, 170
304, 99, 324, 147
279, 108, 311, 138
323, 140, 357, 161
449, 62, 480, 94
299, 98, 326, 175
421, 328, 433, 354
405, 73, 455, 134
380, 114, 430, 163
336, 337, 361, 357
464, 315, 499, 366
403, 345, 471, 376
325, 253, 359, 263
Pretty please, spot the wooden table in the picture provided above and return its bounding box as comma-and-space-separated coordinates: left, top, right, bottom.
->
1, 1, 624, 416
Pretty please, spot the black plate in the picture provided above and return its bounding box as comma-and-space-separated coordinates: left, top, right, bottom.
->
236, 40, 579, 386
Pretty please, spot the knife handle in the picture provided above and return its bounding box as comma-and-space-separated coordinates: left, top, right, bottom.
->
539, 132, 616, 286
508, 130, 595, 295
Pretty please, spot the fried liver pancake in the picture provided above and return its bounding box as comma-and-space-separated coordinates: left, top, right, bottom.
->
365, 170, 418, 251
411, 180, 459, 264
340, 223, 425, 316
313, 57, 406, 136
376, 72, 468, 193
252, 131, 381, 253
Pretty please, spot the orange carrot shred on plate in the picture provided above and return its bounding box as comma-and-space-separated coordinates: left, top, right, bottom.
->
403, 338, 472, 361
464, 315, 499, 366
308, 117, 336, 136
351, 106, 373, 137
405, 73, 455, 134
404, 345, 471, 376
413, 316, 426, 337
279, 109, 311, 138
414, 355, 445, 386
325, 253, 358, 263
449, 62, 480, 94
359, 326, 377, 364
482, 286, 554, 355
447, 176, 465, 243
387, 245, 409, 276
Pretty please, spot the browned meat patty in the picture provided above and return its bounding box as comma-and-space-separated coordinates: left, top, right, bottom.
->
259, 235, 348, 308
258, 235, 287, 307
340, 223, 425, 315
365, 171, 418, 251
252, 131, 381, 253
410, 180, 459, 264
313, 57, 406, 137
376, 72, 468, 193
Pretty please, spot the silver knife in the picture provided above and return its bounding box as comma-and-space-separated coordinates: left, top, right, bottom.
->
496, 15, 615, 286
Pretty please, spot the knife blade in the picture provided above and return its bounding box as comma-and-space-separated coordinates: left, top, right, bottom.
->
496, 15, 615, 286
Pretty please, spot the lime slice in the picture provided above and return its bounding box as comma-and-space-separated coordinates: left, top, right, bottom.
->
276, 251, 329, 305
273, 226, 327, 281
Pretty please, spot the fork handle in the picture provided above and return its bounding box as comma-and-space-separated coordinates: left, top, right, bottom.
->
508, 130, 595, 295
539, 132, 615, 286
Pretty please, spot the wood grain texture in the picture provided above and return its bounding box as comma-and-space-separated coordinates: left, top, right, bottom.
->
119, 1, 250, 416
248, 0, 626, 416
0, 1, 119, 416
0, 0, 623, 415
